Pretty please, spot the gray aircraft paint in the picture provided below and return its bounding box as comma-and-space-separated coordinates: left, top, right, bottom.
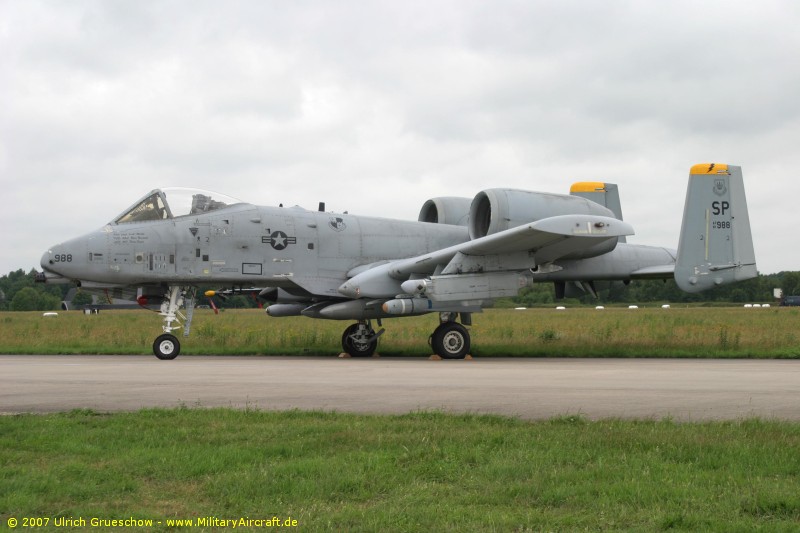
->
38, 164, 758, 359
675, 164, 757, 292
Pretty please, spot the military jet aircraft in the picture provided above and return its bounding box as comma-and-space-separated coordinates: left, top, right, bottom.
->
37, 163, 756, 359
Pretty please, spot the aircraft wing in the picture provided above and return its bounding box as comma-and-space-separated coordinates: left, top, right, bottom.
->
400, 214, 632, 273
340, 214, 634, 298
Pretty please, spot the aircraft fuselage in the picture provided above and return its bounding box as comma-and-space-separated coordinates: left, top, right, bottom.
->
41, 204, 469, 297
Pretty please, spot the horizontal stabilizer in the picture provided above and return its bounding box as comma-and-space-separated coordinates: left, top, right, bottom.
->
629, 264, 675, 279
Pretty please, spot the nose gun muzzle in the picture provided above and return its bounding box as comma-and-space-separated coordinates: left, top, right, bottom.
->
35, 269, 70, 284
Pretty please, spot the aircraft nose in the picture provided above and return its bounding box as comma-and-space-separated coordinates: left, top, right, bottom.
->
40, 243, 75, 276
41, 248, 55, 271
37, 247, 67, 283
40, 229, 99, 283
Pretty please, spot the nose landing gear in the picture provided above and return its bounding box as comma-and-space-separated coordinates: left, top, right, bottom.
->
152, 286, 195, 360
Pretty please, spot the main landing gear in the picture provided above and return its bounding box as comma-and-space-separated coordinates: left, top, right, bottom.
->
429, 312, 471, 359
339, 313, 472, 359
152, 286, 195, 360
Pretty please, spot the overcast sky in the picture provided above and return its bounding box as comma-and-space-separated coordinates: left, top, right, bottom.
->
2, 1, 799, 278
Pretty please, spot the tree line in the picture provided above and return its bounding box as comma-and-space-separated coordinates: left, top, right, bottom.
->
2, 268, 799, 311
513, 271, 800, 306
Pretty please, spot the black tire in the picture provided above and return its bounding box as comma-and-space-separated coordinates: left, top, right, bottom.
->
341, 324, 377, 357
431, 323, 470, 359
153, 334, 180, 360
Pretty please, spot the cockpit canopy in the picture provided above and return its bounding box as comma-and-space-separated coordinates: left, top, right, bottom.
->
115, 188, 244, 224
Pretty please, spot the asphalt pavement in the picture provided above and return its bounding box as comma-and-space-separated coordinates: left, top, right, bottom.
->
1, 355, 798, 421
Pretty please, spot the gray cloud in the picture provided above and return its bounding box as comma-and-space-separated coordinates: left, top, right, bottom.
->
2, 0, 799, 276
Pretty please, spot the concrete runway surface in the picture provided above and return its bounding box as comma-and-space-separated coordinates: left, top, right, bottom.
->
1, 355, 798, 421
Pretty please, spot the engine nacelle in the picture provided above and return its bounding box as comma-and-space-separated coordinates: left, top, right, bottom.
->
468, 188, 615, 239
418, 197, 471, 226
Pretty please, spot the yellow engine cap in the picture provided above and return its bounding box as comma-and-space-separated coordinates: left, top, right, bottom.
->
204, 290, 217, 297
691, 163, 729, 175
570, 181, 606, 193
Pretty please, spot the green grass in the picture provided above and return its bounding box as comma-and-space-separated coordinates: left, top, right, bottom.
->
1, 409, 799, 531
2, 307, 799, 357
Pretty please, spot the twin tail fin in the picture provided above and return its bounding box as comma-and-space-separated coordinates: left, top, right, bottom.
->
675, 164, 757, 292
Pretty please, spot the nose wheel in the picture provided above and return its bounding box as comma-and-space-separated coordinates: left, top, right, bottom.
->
153, 334, 180, 360
151, 286, 194, 360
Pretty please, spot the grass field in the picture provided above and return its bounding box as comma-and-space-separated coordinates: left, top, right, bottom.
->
1, 306, 799, 357
3, 309, 800, 531
2, 409, 800, 531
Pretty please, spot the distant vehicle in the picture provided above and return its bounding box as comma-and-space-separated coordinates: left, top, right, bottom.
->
781, 296, 800, 306
37, 163, 757, 359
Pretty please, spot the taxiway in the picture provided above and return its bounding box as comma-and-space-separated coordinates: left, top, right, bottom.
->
1, 355, 798, 420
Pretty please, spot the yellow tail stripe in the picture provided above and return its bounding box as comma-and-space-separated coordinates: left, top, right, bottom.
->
570, 182, 606, 193
691, 163, 729, 175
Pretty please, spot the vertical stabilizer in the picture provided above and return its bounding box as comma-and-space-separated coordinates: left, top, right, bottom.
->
571, 181, 625, 243
675, 164, 757, 292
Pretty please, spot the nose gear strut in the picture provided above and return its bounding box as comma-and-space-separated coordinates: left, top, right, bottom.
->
152, 286, 195, 360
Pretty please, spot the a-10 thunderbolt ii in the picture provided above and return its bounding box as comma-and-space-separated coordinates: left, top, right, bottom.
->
37, 163, 756, 360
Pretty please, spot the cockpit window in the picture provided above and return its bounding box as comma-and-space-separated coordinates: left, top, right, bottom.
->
115, 188, 244, 224
116, 192, 171, 223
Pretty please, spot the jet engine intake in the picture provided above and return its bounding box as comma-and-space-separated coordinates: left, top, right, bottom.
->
418, 197, 471, 226
468, 189, 615, 239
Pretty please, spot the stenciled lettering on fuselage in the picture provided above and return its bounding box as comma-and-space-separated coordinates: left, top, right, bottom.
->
262, 230, 297, 251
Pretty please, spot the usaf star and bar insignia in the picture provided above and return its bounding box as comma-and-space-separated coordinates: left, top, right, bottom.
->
262, 230, 297, 250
